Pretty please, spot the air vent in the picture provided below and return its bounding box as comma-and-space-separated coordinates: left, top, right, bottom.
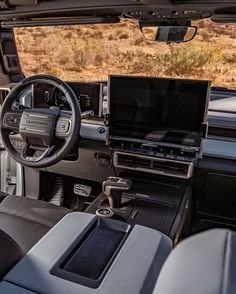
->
7, 55, 19, 68
114, 151, 193, 179
0, 88, 10, 104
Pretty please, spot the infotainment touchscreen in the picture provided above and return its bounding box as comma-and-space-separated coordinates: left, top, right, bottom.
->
108, 75, 210, 146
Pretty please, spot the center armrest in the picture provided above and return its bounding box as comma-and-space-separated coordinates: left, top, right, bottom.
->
3, 212, 172, 294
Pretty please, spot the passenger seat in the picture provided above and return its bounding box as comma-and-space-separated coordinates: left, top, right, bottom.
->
154, 229, 236, 294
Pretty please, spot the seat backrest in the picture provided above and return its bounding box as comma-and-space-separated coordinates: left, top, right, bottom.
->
153, 229, 236, 294
0, 229, 23, 279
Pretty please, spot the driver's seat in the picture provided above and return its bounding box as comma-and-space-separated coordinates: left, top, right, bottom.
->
0, 193, 69, 278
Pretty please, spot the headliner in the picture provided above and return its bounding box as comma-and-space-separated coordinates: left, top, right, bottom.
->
0, 1, 236, 24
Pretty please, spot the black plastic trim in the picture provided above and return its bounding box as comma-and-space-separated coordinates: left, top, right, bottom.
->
51, 217, 130, 289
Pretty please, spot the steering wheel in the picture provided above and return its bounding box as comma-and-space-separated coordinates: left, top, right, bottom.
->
0, 75, 81, 168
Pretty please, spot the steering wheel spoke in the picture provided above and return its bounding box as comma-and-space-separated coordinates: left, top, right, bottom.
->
20, 143, 55, 162
2, 111, 22, 133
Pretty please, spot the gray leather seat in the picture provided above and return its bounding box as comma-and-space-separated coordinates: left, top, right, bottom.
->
0, 194, 69, 278
154, 229, 236, 294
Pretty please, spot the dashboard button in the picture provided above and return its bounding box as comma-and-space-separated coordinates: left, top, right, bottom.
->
96, 154, 111, 167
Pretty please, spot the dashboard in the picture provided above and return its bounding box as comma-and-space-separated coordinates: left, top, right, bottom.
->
2, 75, 236, 230
12, 75, 211, 179
2, 75, 236, 182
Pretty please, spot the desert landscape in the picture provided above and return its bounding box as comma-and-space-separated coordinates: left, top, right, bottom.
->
14, 19, 236, 89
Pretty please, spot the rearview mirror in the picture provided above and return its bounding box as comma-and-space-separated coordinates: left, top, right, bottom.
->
140, 25, 197, 43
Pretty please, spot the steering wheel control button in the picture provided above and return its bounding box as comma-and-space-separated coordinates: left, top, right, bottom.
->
11, 140, 25, 149
56, 119, 70, 134
3, 113, 22, 129
96, 208, 114, 218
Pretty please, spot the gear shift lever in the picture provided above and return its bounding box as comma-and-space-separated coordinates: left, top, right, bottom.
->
102, 177, 132, 208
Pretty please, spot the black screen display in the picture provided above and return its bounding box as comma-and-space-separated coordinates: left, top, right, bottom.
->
109, 76, 209, 143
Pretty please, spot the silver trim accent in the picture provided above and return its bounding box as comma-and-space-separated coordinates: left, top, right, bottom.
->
23, 128, 45, 133
55, 118, 72, 137
15, 162, 23, 196
21, 144, 54, 162
98, 83, 103, 117
80, 123, 107, 141
103, 185, 131, 208
113, 151, 194, 179
26, 114, 49, 119
95, 207, 114, 218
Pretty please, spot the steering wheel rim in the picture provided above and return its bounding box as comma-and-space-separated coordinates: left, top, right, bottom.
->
0, 75, 81, 168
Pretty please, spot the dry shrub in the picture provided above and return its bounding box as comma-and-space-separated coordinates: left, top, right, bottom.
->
72, 40, 113, 68
134, 37, 144, 46
224, 53, 236, 63
119, 33, 129, 39
118, 45, 224, 77
73, 49, 89, 67
200, 30, 212, 42
108, 34, 114, 41
58, 56, 69, 66
163, 45, 223, 75
50, 67, 63, 77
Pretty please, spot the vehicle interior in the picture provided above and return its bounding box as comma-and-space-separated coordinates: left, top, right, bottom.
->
0, 0, 236, 293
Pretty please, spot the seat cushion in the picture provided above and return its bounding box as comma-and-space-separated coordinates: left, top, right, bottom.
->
0, 195, 69, 253
154, 229, 236, 294
0, 229, 23, 279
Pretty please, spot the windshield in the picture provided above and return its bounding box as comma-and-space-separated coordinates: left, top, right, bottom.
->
14, 19, 236, 90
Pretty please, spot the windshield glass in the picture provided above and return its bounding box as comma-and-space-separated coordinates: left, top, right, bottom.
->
14, 19, 236, 89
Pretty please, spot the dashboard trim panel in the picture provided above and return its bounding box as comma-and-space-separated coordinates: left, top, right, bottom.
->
2, 85, 236, 162
80, 122, 107, 141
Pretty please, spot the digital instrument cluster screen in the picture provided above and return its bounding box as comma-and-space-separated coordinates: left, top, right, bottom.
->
109, 76, 210, 144
33, 82, 101, 115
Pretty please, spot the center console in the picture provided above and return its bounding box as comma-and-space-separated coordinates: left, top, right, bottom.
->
89, 177, 191, 240
1, 212, 171, 294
